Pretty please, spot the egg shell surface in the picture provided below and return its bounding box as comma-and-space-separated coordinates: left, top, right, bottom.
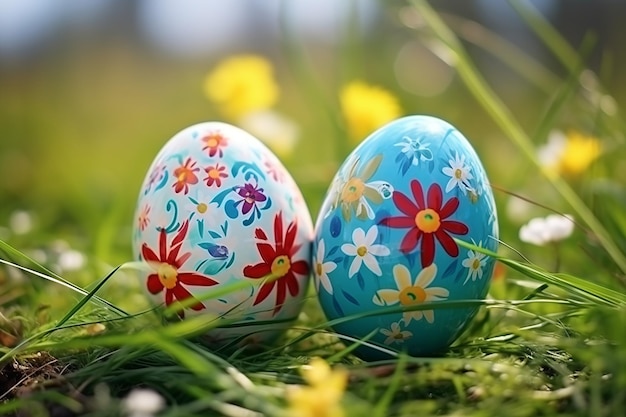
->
132, 122, 313, 346
313, 115, 499, 360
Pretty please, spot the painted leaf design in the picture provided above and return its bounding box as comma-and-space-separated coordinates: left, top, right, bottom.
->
342, 290, 360, 306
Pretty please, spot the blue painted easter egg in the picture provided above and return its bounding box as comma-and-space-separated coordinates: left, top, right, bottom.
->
132, 122, 313, 348
313, 115, 498, 360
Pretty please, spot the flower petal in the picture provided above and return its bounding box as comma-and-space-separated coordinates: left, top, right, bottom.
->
363, 186, 383, 205
380, 215, 415, 229
362, 253, 382, 276
400, 227, 421, 254
364, 225, 378, 246
291, 260, 309, 275
274, 212, 284, 251
420, 232, 435, 266
146, 274, 163, 294
441, 220, 469, 235
141, 244, 159, 263
426, 286, 449, 298
158, 229, 167, 261
253, 282, 275, 306
323, 261, 337, 274
172, 285, 204, 311
173, 251, 191, 269
257, 242, 277, 264
415, 264, 437, 287
392, 191, 418, 217
423, 310, 435, 323
244, 262, 272, 279
348, 257, 362, 278
284, 220, 298, 254
171, 220, 189, 251
318, 273, 333, 295
359, 154, 382, 181
373, 289, 399, 306
369, 244, 390, 256
435, 229, 459, 257
392, 264, 412, 290
341, 243, 357, 256
286, 274, 299, 297
426, 183, 443, 211
410, 180, 425, 209
403, 311, 422, 325
274, 281, 286, 314
439, 197, 459, 219
351, 227, 366, 246
178, 272, 218, 287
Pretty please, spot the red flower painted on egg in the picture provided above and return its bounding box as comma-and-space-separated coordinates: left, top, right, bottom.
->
380, 180, 468, 267
243, 212, 309, 314
172, 158, 199, 194
141, 220, 218, 317
202, 131, 228, 157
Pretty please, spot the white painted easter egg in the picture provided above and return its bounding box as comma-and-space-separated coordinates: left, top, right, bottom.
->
132, 122, 313, 347
313, 115, 499, 360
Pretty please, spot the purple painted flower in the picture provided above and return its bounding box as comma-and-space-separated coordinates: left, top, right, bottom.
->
237, 183, 267, 214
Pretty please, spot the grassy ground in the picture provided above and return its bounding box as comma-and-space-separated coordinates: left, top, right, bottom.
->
2, 1, 626, 416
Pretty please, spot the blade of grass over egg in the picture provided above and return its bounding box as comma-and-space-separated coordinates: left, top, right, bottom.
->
455, 238, 626, 307
55, 265, 122, 327
326, 328, 379, 362
411, 0, 626, 276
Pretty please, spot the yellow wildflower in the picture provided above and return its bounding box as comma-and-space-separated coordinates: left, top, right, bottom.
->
204, 54, 279, 120
340, 81, 402, 144
287, 357, 348, 417
538, 130, 601, 177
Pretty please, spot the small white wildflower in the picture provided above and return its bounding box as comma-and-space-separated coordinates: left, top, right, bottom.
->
58, 249, 86, 271
123, 388, 165, 417
9, 210, 33, 235
537, 130, 566, 167
519, 214, 574, 246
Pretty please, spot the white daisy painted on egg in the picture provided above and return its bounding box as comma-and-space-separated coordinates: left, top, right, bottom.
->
442, 152, 473, 194
462, 240, 487, 284
373, 264, 449, 324
380, 321, 413, 345
313, 239, 337, 294
341, 225, 390, 278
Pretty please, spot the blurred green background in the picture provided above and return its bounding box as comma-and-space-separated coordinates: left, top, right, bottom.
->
1, 0, 625, 269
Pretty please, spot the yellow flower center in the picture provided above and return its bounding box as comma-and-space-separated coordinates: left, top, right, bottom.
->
399, 286, 427, 305
394, 332, 405, 340
197, 203, 208, 214
157, 263, 178, 290
340, 178, 365, 203
270, 255, 291, 278
206, 138, 218, 148
454, 168, 463, 179
315, 262, 323, 276
356, 246, 368, 257
177, 171, 188, 182
415, 209, 441, 233
471, 258, 481, 270
208, 168, 221, 179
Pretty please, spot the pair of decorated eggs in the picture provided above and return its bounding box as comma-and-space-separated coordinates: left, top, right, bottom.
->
131, 116, 499, 359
